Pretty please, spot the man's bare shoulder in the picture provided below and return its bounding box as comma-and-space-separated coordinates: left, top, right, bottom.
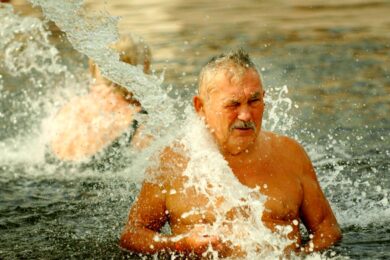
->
146, 142, 189, 184
160, 142, 189, 170
261, 131, 311, 172
262, 131, 305, 152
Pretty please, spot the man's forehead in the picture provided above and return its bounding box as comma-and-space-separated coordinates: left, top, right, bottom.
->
218, 90, 262, 103
207, 68, 263, 96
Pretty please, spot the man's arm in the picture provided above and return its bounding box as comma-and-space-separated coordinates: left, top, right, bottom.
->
120, 181, 173, 253
120, 183, 225, 255
298, 145, 342, 253
119, 148, 223, 255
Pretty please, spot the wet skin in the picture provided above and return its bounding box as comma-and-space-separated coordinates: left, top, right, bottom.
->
120, 67, 341, 257
50, 66, 150, 161
50, 83, 140, 161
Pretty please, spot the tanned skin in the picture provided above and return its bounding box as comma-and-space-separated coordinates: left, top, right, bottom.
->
50, 63, 150, 161
120, 66, 341, 257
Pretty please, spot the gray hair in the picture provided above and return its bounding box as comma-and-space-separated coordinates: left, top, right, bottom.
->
198, 49, 260, 99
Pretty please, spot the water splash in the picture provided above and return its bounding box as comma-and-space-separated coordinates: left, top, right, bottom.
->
263, 84, 293, 133
29, 0, 179, 141
0, 3, 77, 164
0, 4, 65, 77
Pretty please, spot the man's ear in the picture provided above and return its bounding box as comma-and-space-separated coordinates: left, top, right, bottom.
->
193, 96, 204, 116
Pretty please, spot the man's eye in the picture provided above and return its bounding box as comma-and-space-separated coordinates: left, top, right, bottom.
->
226, 102, 239, 108
249, 99, 261, 104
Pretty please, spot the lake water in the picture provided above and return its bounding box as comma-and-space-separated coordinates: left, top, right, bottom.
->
0, 0, 389, 259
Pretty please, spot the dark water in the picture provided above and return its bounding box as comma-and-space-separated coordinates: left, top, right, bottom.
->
1, 0, 389, 259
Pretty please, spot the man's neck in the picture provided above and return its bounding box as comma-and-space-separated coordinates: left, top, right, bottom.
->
222, 141, 258, 162
222, 132, 269, 164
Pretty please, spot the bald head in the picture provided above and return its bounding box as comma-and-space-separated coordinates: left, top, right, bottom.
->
198, 49, 262, 101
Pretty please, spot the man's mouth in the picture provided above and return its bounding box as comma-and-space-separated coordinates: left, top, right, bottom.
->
230, 120, 256, 132
233, 127, 253, 131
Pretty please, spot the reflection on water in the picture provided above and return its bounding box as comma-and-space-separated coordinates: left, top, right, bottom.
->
1, 0, 389, 259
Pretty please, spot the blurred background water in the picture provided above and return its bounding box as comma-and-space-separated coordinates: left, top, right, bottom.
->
0, 0, 389, 259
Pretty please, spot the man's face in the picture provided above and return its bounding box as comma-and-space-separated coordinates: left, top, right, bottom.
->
195, 67, 265, 155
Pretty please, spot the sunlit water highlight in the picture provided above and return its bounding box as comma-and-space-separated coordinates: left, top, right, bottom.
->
0, 1, 389, 259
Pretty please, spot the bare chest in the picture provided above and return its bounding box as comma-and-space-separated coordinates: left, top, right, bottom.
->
165, 183, 218, 232
230, 159, 303, 223
165, 165, 303, 234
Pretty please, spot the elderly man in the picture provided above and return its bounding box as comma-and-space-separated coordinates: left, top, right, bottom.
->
120, 50, 341, 257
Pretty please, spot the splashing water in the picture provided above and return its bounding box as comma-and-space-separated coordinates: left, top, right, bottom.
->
0, 6, 64, 77
29, 0, 179, 140
263, 84, 293, 133
0, 3, 77, 164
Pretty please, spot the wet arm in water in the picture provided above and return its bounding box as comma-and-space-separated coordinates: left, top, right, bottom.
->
299, 149, 342, 253
120, 145, 235, 256
120, 147, 183, 253
120, 182, 168, 252
119, 182, 224, 255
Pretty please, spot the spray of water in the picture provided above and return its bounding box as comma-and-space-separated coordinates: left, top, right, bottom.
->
29, 0, 179, 139
0, 3, 78, 164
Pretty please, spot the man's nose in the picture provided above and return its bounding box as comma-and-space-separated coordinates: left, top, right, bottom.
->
237, 105, 251, 121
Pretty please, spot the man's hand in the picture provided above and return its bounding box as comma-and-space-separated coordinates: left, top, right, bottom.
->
177, 224, 244, 258
177, 225, 224, 255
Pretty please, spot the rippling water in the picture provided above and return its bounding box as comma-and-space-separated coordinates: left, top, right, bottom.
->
1, 0, 389, 259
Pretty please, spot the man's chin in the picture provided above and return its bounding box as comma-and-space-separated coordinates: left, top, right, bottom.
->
226, 139, 256, 155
